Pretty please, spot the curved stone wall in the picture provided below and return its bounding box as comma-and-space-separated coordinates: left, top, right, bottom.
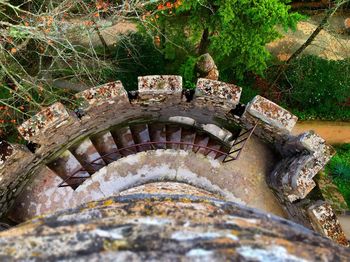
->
0, 75, 347, 245
0, 191, 349, 261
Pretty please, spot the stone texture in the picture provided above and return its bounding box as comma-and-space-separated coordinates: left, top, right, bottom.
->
270, 131, 335, 202
9, 146, 286, 222
316, 172, 348, 213
0, 143, 34, 217
308, 201, 348, 246
201, 124, 233, 142
195, 53, 219, 80
195, 78, 241, 109
75, 81, 128, 111
168, 116, 196, 126
17, 102, 76, 144
138, 75, 182, 101
0, 193, 349, 261
0, 76, 344, 248
0, 141, 13, 167
241, 95, 298, 144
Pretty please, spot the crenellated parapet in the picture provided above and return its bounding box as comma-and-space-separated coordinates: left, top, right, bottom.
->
0, 75, 346, 246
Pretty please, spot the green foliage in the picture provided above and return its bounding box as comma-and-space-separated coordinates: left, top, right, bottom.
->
281, 56, 350, 120
326, 144, 350, 206
179, 56, 197, 89
101, 33, 166, 91
142, 0, 302, 79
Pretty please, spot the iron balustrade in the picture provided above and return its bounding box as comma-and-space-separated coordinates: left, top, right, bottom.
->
57, 124, 257, 188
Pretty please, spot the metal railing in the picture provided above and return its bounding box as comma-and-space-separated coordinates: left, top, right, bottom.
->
223, 124, 257, 163
58, 124, 257, 188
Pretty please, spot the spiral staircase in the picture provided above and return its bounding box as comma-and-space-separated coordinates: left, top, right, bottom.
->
0, 75, 348, 249
47, 122, 243, 189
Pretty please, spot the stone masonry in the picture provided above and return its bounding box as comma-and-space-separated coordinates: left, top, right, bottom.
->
0, 75, 347, 246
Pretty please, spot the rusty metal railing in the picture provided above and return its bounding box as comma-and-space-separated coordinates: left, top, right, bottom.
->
223, 124, 257, 163
58, 124, 257, 188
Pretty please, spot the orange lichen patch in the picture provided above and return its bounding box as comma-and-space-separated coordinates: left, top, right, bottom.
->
196, 78, 242, 107
103, 199, 114, 206
17, 102, 72, 142
75, 81, 128, 110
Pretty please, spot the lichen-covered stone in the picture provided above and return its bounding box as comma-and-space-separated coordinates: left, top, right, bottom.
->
195, 79, 241, 109
75, 81, 128, 111
168, 116, 196, 126
17, 102, 76, 143
241, 96, 297, 144
0, 141, 13, 167
308, 201, 348, 246
0, 193, 349, 261
138, 75, 182, 101
270, 131, 336, 202
195, 53, 219, 80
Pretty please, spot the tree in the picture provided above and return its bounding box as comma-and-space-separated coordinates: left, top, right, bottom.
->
271, 0, 350, 86
140, 0, 302, 79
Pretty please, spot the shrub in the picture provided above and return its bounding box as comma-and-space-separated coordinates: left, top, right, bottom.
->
281, 56, 350, 120
326, 144, 350, 206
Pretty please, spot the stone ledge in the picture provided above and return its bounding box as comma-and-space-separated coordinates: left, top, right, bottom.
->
138, 75, 182, 101
202, 124, 233, 142
245, 96, 297, 132
17, 102, 77, 143
271, 131, 336, 202
241, 96, 297, 144
75, 81, 128, 111
168, 116, 196, 126
195, 78, 241, 109
308, 201, 348, 246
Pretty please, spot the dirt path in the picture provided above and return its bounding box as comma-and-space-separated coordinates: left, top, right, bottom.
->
292, 121, 350, 144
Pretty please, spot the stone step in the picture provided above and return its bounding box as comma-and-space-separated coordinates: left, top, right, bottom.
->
90, 131, 121, 164
166, 125, 182, 149
111, 126, 137, 156
180, 127, 196, 150
206, 139, 222, 159
130, 124, 152, 151
70, 138, 106, 174
47, 150, 90, 189
148, 123, 167, 149
193, 133, 210, 154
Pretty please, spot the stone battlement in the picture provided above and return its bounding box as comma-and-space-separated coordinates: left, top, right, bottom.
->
0, 75, 346, 246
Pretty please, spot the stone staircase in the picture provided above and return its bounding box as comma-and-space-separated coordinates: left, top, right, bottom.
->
0, 75, 347, 246
47, 122, 233, 189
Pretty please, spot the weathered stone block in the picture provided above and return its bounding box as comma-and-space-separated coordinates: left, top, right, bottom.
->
202, 124, 233, 142
196, 53, 219, 80
244, 95, 297, 131
168, 116, 196, 126
75, 81, 128, 111
241, 96, 297, 144
17, 102, 76, 143
138, 75, 182, 101
195, 78, 241, 108
308, 201, 348, 246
